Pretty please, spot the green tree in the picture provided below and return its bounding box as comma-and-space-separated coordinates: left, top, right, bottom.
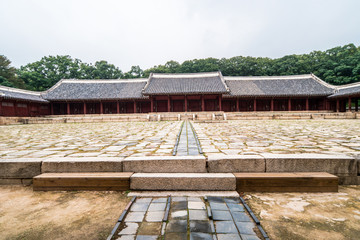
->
124, 65, 144, 79
0, 55, 25, 88
17, 55, 83, 90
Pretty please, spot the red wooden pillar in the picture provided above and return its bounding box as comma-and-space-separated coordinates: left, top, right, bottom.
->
336, 99, 339, 112
0, 100, 2, 115
67, 102, 70, 115
236, 98, 240, 112
324, 100, 327, 111
50, 103, 54, 115
117, 101, 120, 113
185, 96, 188, 112
219, 95, 222, 111
348, 98, 352, 111
253, 99, 257, 112
134, 101, 137, 113
100, 102, 103, 114
201, 95, 205, 111
288, 98, 291, 111
27, 102, 30, 116
306, 98, 309, 111
167, 96, 171, 112
150, 97, 154, 112
270, 99, 274, 111
355, 99, 359, 112
83, 102, 86, 114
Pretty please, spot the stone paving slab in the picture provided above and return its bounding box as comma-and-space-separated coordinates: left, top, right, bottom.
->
41, 157, 123, 173
0, 121, 181, 159
130, 173, 236, 191
261, 153, 357, 174
0, 159, 42, 178
207, 155, 265, 173
123, 156, 206, 173
115, 196, 262, 240
192, 119, 360, 156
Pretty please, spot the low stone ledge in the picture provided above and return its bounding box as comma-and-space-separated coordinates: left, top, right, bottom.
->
130, 173, 236, 190
262, 153, 357, 175
0, 178, 32, 186
0, 159, 42, 178
41, 157, 123, 173
123, 156, 206, 173
207, 155, 265, 173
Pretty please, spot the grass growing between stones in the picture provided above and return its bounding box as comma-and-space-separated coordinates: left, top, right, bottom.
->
0, 186, 130, 240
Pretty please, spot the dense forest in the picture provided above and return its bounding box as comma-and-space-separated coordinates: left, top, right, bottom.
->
1, 43, 359, 91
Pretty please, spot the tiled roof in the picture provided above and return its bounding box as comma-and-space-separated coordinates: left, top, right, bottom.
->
0, 86, 48, 103
223, 74, 335, 98
328, 83, 360, 98
42, 79, 148, 101
142, 72, 229, 95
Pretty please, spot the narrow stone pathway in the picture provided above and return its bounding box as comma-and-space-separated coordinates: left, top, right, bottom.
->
113, 196, 263, 240
174, 121, 201, 156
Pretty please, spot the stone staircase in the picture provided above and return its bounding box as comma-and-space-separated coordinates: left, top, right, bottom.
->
30, 153, 352, 192
32, 171, 338, 192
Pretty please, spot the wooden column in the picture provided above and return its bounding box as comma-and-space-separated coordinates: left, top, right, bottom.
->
336, 99, 339, 112
67, 102, 70, 115
117, 101, 120, 113
348, 98, 352, 111
0, 100, 2, 115
253, 99, 257, 112
306, 98, 309, 111
288, 98, 291, 111
236, 98, 240, 112
27, 102, 30, 116
270, 99, 274, 111
355, 99, 359, 112
100, 102, 103, 114
219, 95, 222, 111
201, 95, 205, 111
184, 96, 188, 112
150, 97, 154, 112
134, 101, 137, 113
167, 96, 171, 112
83, 102, 86, 114
50, 103, 54, 115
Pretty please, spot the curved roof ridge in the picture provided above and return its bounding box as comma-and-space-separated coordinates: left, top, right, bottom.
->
0, 85, 44, 95
224, 74, 312, 80
310, 74, 337, 90
336, 81, 360, 90
61, 78, 148, 83
152, 71, 220, 78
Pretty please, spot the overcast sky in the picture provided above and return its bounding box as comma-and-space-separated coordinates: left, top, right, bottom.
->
1, 0, 360, 71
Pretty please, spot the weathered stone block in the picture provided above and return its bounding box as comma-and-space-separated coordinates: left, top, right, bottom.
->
207, 155, 265, 173
42, 157, 123, 173
0, 159, 42, 178
123, 156, 206, 173
130, 173, 236, 190
262, 153, 356, 175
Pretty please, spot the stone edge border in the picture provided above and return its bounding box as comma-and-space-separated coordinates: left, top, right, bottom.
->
0, 154, 359, 185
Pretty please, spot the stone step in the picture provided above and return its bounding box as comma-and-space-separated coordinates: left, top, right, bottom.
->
33, 172, 133, 191
123, 156, 206, 173
234, 172, 338, 192
130, 173, 236, 191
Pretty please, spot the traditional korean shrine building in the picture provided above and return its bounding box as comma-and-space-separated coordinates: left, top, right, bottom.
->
1, 71, 360, 116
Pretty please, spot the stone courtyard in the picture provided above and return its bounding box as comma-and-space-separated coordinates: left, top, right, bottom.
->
194, 120, 360, 156
0, 121, 181, 159
1, 120, 360, 159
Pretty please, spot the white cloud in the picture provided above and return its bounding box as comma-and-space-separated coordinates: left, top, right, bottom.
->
1, 0, 360, 71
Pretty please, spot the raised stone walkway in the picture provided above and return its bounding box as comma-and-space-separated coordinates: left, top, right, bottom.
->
113, 196, 263, 240
175, 121, 201, 156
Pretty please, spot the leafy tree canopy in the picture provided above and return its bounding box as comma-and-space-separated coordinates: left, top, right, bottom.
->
3, 43, 360, 91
